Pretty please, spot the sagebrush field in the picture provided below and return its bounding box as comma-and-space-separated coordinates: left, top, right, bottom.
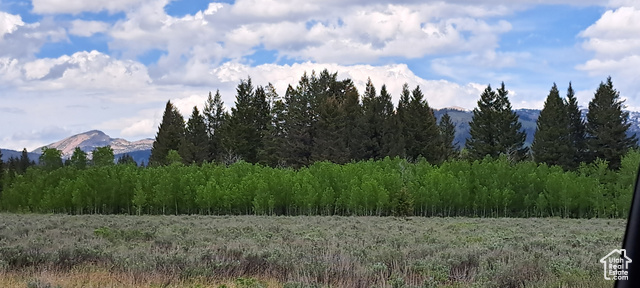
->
0, 214, 625, 287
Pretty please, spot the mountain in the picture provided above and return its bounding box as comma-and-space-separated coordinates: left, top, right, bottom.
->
0, 149, 40, 163
434, 108, 640, 149
31, 130, 153, 165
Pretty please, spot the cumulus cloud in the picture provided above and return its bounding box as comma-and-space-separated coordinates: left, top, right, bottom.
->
207, 61, 485, 111
19, 51, 152, 92
0, 11, 24, 37
0, 16, 66, 59
578, 5, 640, 102
104, 0, 516, 84
31, 0, 151, 14
580, 7, 640, 59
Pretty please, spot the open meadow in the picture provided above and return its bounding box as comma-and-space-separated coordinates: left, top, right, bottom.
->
0, 214, 626, 288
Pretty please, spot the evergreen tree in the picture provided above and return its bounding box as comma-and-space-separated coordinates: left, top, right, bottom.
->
379, 85, 402, 158
259, 84, 287, 167
92, 146, 114, 167
585, 77, 637, 170
438, 113, 457, 162
283, 76, 315, 168
39, 147, 63, 171
531, 83, 572, 169
252, 85, 271, 148
180, 106, 209, 165
403, 86, 440, 162
362, 78, 386, 160
467, 85, 498, 159
312, 95, 349, 163
223, 78, 270, 164
203, 90, 227, 163
342, 79, 366, 161
565, 82, 587, 169
394, 83, 412, 158
6, 157, 18, 178
310, 70, 351, 164
70, 147, 88, 169
19, 148, 33, 174
495, 82, 528, 161
149, 101, 185, 166
117, 154, 136, 166
467, 83, 527, 161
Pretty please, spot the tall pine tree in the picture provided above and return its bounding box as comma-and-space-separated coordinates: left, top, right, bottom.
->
565, 82, 587, 169
362, 78, 385, 160
180, 106, 209, 165
394, 83, 412, 158
259, 84, 287, 167
149, 101, 185, 166
222, 78, 254, 163
585, 76, 637, 170
312, 95, 349, 163
467, 83, 527, 160
342, 79, 367, 161
283, 75, 315, 168
495, 82, 528, 161
531, 83, 571, 169
403, 86, 440, 163
379, 85, 403, 158
438, 113, 457, 163
19, 148, 33, 174
203, 90, 227, 163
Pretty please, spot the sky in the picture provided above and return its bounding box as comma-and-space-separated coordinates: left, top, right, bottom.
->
0, 0, 639, 151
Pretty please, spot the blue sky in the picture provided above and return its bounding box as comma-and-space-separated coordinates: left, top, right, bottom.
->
1, 0, 639, 150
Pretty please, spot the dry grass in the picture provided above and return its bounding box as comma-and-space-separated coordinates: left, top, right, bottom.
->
0, 214, 626, 287
0, 268, 283, 287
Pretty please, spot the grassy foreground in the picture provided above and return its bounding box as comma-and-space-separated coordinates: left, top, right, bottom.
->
0, 214, 626, 287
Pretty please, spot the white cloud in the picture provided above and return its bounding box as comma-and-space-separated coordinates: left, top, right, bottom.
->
0, 16, 67, 59
210, 61, 484, 110
580, 7, 640, 59
19, 51, 152, 92
103, 1, 516, 84
230, 0, 321, 19
0, 11, 24, 37
31, 0, 152, 14
69, 20, 109, 37
578, 6, 640, 103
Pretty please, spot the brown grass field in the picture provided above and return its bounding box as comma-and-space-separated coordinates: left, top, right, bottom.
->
0, 214, 627, 287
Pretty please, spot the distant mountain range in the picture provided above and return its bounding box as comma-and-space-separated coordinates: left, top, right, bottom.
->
3, 108, 640, 165
0, 149, 40, 163
0, 130, 152, 165
432, 108, 640, 148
